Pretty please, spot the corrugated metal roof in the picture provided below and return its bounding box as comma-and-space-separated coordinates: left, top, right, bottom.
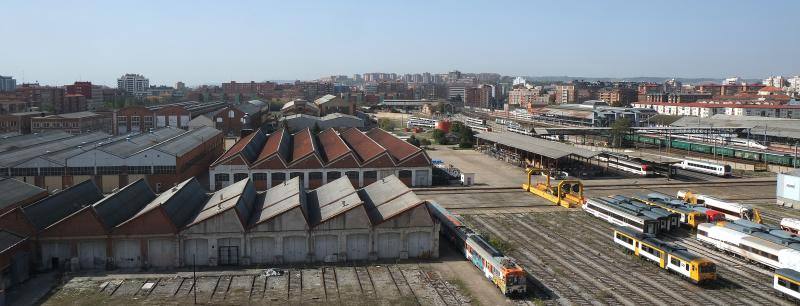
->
250, 177, 304, 226
306, 177, 362, 226
0, 230, 26, 253
156, 126, 221, 156
476, 131, 599, 159
0, 131, 73, 153
186, 179, 254, 228
0, 132, 113, 167
359, 175, 425, 224
0, 178, 47, 211
121, 178, 208, 229
22, 180, 103, 230
92, 179, 156, 229
99, 127, 186, 158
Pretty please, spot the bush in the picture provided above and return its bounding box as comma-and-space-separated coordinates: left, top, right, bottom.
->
420, 138, 432, 146
378, 118, 396, 131
432, 129, 447, 145
407, 135, 421, 147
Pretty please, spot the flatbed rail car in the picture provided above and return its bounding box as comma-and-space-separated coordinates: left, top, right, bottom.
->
678, 190, 761, 223
583, 198, 660, 235
428, 201, 527, 296
697, 222, 800, 270
613, 227, 716, 284
782, 218, 800, 235
775, 268, 800, 301
597, 153, 654, 176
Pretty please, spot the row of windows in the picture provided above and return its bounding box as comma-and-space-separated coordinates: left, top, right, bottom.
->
640, 244, 661, 257
586, 203, 644, 228
218, 170, 410, 182
741, 244, 779, 261
615, 232, 635, 245
5, 166, 175, 176
684, 162, 722, 171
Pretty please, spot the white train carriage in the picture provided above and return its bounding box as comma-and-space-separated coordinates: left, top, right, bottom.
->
677, 190, 755, 221
507, 125, 533, 136
697, 223, 800, 270
676, 159, 732, 177
584, 198, 659, 235
464, 116, 486, 126
597, 153, 653, 176
406, 116, 436, 128
775, 268, 800, 300
781, 218, 800, 235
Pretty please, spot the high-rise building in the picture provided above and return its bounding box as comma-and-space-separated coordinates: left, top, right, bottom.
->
117, 74, 150, 96
176, 81, 186, 91
0, 76, 16, 92
422, 72, 432, 84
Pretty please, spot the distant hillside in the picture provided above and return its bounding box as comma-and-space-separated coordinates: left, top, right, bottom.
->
521, 76, 761, 85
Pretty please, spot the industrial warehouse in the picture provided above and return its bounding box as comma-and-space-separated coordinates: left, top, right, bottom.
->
0, 174, 438, 274
0, 126, 223, 192
210, 127, 433, 190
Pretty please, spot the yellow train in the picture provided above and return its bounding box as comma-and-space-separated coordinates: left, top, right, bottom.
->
613, 227, 717, 284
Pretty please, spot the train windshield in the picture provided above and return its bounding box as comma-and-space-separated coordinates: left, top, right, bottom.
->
699, 263, 716, 273
723, 165, 732, 173
506, 272, 526, 285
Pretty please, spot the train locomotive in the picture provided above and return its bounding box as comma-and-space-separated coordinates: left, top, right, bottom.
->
613, 227, 717, 284
428, 201, 527, 296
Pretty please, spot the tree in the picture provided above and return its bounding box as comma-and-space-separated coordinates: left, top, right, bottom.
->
458, 126, 475, 148
610, 117, 632, 148
407, 135, 421, 147
432, 129, 447, 145
420, 138, 432, 146
378, 118, 395, 131
312, 122, 322, 135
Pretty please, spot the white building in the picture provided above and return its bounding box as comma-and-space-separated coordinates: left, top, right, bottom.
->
117, 74, 150, 97
723, 77, 742, 85
764, 76, 787, 88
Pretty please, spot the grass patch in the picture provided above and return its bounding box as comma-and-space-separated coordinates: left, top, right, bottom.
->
447, 278, 478, 306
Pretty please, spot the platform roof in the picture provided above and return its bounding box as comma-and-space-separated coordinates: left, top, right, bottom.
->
476, 132, 599, 159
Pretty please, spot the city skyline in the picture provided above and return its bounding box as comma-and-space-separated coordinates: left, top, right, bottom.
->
1, 0, 799, 86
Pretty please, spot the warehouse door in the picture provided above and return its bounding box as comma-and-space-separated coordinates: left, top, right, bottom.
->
183, 238, 209, 266
217, 238, 240, 266
314, 235, 338, 262
407, 232, 432, 258
415, 170, 430, 186
113, 239, 141, 269
377, 233, 401, 259
250, 237, 276, 264
346, 234, 369, 261
78, 240, 107, 270
41, 241, 71, 270
148, 239, 176, 268
282, 236, 307, 263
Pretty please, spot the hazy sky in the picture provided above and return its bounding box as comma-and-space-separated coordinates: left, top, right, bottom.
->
1, 0, 798, 86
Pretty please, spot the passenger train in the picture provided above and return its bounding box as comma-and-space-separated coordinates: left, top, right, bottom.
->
406, 116, 437, 128
428, 201, 527, 296
670, 134, 769, 150
597, 153, 654, 176
613, 227, 717, 284
774, 268, 800, 300
507, 124, 533, 136
675, 159, 732, 177
677, 190, 758, 222
696, 222, 800, 270
635, 193, 725, 228
583, 198, 660, 235
781, 218, 800, 235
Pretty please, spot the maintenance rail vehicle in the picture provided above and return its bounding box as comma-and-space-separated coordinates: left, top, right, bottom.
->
428, 201, 527, 297
678, 190, 761, 223
613, 226, 717, 284
635, 192, 725, 228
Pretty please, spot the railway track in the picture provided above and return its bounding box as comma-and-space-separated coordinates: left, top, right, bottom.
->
414, 179, 775, 194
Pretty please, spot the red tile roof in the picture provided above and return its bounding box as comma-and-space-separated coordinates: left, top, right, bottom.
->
291, 128, 315, 162
759, 86, 783, 93
316, 128, 351, 162
340, 128, 386, 162
637, 101, 800, 109
366, 128, 421, 161
256, 128, 288, 162
211, 131, 258, 166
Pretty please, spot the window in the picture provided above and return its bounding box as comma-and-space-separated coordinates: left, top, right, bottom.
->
670, 258, 680, 266
363, 171, 377, 179
271, 172, 285, 184
11, 168, 38, 176
252, 173, 268, 181
39, 167, 65, 176
778, 278, 789, 288
214, 173, 230, 182
127, 166, 151, 174
153, 166, 176, 174
346, 171, 359, 180
327, 171, 341, 180
233, 173, 248, 182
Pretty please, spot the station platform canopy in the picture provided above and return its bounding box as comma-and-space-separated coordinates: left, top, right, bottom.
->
476, 132, 599, 160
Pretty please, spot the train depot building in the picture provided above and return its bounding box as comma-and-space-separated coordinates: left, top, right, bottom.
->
209, 127, 433, 191
0, 174, 438, 272
0, 126, 223, 193
475, 131, 601, 173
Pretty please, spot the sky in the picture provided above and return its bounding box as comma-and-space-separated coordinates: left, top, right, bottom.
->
1, 0, 798, 86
